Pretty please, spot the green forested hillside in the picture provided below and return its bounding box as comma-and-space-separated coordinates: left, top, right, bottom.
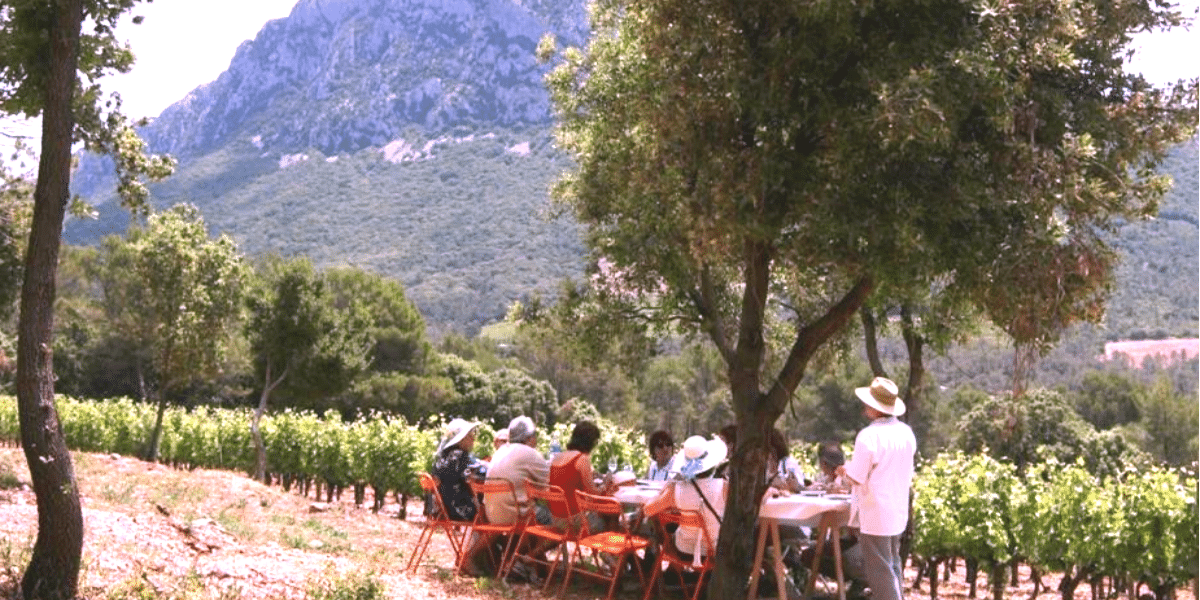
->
1104, 137, 1198, 340
67, 134, 1196, 341
67, 127, 585, 334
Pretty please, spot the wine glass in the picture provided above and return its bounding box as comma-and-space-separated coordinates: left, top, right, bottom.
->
607, 457, 619, 474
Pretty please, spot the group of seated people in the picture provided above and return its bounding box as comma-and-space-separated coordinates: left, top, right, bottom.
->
428, 415, 860, 590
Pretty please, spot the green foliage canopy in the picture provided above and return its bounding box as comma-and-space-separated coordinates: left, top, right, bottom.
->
98, 204, 247, 394
245, 257, 371, 412
543, 0, 1196, 593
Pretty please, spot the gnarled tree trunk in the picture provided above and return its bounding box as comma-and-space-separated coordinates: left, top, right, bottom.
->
17, 1, 85, 598
706, 261, 874, 599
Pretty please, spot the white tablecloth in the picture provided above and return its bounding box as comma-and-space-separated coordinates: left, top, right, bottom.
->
612, 483, 666, 506
614, 483, 852, 600
760, 494, 850, 527
614, 484, 850, 525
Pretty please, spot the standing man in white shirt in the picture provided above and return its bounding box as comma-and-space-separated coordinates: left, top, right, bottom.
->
835, 377, 917, 600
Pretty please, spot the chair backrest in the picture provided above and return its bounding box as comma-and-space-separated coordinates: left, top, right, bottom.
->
420, 472, 451, 519
419, 472, 438, 493
574, 490, 622, 517
654, 508, 715, 562
524, 478, 571, 514
469, 478, 519, 524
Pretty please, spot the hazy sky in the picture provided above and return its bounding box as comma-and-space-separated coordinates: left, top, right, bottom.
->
103, 0, 300, 120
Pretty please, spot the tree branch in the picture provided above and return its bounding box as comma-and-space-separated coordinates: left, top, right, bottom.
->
768, 275, 875, 408
689, 263, 736, 364
862, 306, 887, 377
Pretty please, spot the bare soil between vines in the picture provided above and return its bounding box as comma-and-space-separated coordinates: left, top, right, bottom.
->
0, 447, 1193, 600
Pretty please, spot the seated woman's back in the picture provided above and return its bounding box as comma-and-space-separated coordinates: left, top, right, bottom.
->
549, 449, 599, 516
673, 476, 725, 558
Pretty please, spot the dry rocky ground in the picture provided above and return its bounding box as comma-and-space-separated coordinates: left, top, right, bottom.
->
0, 447, 1194, 600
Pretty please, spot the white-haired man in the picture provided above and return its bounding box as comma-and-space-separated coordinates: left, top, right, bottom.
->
484, 415, 550, 526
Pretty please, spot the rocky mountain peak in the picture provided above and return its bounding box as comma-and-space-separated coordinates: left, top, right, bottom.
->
141, 0, 587, 159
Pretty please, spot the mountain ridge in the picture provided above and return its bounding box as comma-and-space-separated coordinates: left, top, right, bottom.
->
65, 0, 1198, 339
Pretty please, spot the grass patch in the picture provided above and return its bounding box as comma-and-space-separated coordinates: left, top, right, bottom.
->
97, 480, 138, 504
149, 481, 211, 510
279, 520, 348, 553
0, 536, 33, 588
302, 518, 347, 540
214, 504, 257, 540
0, 471, 20, 490
97, 568, 245, 600
473, 576, 516, 597
270, 513, 296, 526
0, 454, 24, 490
305, 570, 386, 600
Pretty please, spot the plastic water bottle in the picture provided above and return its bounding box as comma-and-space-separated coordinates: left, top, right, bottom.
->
549, 440, 562, 459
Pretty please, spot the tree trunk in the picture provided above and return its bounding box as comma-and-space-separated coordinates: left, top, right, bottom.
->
1059, 567, 1085, 600
898, 306, 924, 568
966, 558, 979, 598
253, 361, 287, 482
861, 307, 886, 376
705, 257, 873, 599
135, 354, 147, 401
899, 305, 925, 417
17, 2, 85, 598
991, 562, 1007, 600
145, 394, 168, 462
929, 558, 941, 600
397, 491, 409, 520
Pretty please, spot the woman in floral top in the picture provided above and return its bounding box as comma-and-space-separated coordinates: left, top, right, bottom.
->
432, 419, 486, 522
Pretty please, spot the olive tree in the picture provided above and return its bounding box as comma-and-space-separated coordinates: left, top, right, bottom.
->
542, 0, 1197, 595
245, 257, 370, 481
96, 204, 247, 461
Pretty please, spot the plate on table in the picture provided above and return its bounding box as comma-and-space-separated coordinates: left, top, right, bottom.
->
799, 490, 826, 497
825, 493, 852, 500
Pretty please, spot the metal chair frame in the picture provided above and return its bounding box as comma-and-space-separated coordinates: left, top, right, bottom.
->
461, 478, 525, 579
641, 508, 715, 600
499, 478, 577, 594
562, 490, 652, 600
406, 472, 467, 573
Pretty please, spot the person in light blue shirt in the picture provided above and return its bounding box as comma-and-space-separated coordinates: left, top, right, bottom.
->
767, 428, 805, 493
645, 430, 676, 481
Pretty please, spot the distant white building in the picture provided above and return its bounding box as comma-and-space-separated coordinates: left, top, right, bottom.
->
1103, 338, 1199, 367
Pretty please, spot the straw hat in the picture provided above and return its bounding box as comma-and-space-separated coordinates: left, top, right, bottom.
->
438, 418, 480, 453
676, 435, 728, 479
854, 377, 906, 416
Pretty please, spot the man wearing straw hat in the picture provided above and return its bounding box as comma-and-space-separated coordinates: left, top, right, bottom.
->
835, 377, 916, 600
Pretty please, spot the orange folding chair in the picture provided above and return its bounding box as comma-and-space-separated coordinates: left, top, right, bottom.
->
641, 508, 715, 600
499, 479, 577, 594
460, 478, 525, 578
562, 490, 652, 600
406, 472, 467, 573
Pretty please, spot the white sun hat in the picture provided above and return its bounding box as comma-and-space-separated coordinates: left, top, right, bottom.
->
675, 435, 728, 479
